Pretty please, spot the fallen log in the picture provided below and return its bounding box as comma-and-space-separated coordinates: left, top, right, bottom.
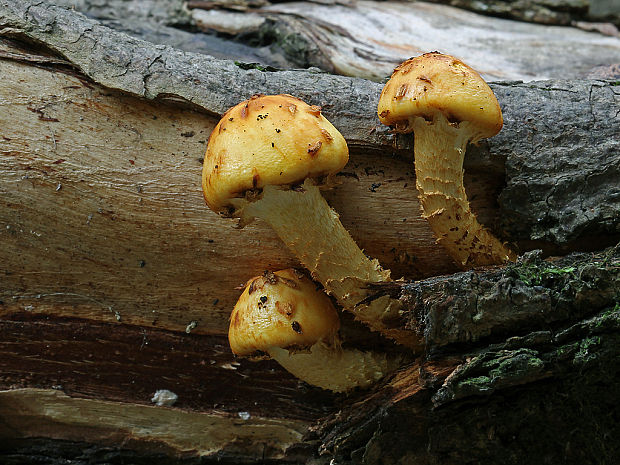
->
0, 1, 619, 463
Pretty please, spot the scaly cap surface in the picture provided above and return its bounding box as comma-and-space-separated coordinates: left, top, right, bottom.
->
203, 94, 349, 212
229, 269, 340, 356
377, 53, 503, 138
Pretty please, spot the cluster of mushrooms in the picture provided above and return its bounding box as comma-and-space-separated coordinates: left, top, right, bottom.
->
201, 52, 516, 393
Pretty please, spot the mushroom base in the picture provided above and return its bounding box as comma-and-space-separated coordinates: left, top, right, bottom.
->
412, 114, 517, 268
268, 342, 401, 392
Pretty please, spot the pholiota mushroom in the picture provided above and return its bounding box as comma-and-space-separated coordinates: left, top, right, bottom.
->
203, 94, 416, 347
377, 52, 517, 268
229, 268, 401, 392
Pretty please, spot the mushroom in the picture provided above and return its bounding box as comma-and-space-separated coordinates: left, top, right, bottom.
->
377, 52, 517, 268
229, 268, 401, 392
203, 94, 417, 347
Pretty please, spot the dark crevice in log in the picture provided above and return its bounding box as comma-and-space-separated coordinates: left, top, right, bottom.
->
0, 314, 337, 421
0, 437, 302, 465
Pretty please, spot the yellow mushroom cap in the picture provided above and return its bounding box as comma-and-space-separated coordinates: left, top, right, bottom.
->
229, 269, 341, 357
202, 94, 349, 212
377, 53, 503, 139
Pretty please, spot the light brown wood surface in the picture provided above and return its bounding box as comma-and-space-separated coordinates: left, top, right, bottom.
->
0, 388, 307, 458
1, 56, 501, 336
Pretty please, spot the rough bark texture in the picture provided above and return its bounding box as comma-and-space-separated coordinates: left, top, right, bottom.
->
308, 247, 620, 464
316, 303, 620, 465
1, 1, 619, 463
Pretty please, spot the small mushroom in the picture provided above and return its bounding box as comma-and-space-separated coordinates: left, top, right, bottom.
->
229, 269, 401, 392
203, 94, 416, 347
378, 53, 517, 268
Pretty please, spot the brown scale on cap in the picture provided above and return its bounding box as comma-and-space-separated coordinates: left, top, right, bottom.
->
378, 52, 516, 268
308, 105, 322, 117
378, 52, 503, 139
307, 141, 322, 157
275, 301, 294, 318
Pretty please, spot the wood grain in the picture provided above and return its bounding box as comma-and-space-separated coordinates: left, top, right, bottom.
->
0, 314, 336, 419
193, 0, 620, 81
0, 2, 619, 463
1, 56, 495, 335
0, 388, 309, 459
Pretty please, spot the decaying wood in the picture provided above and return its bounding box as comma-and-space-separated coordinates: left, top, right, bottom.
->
316, 288, 620, 464
0, 388, 310, 459
1, 1, 619, 463
191, 1, 620, 82
404, 246, 620, 349
2, 1, 619, 243
50, 0, 293, 69
1, 38, 618, 334
1, 248, 618, 463
430, 0, 619, 26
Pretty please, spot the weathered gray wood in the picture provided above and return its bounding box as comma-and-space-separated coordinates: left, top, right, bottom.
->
425, 0, 620, 26
95, 18, 292, 68
50, 0, 193, 26
49, 0, 293, 69
191, 1, 620, 81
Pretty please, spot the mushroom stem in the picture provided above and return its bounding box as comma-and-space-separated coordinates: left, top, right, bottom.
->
203, 94, 419, 348
238, 181, 386, 303
234, 180, 417, 347
411, 114, 517, 267
268, 343, 400, 393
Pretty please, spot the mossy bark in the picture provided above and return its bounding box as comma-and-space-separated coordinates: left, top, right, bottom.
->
315, 246, 620, 464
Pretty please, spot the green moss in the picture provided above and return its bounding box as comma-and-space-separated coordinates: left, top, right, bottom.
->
488, 352, 544, 380
459, 376, 492, 387
574, 336, 603, 366
578, 336, 601, 355
509, 246, 619, 289
514, 262, 576, 286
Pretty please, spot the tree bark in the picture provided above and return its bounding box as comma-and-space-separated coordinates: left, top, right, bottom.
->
0, 1, 619, 463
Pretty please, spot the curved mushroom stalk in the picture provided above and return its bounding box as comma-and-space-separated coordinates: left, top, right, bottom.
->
411, 115, 517, 266
203, 94, 418, 348
228, 269, 402, 392
378, 53, 517, 268
236, 181, 390, 303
